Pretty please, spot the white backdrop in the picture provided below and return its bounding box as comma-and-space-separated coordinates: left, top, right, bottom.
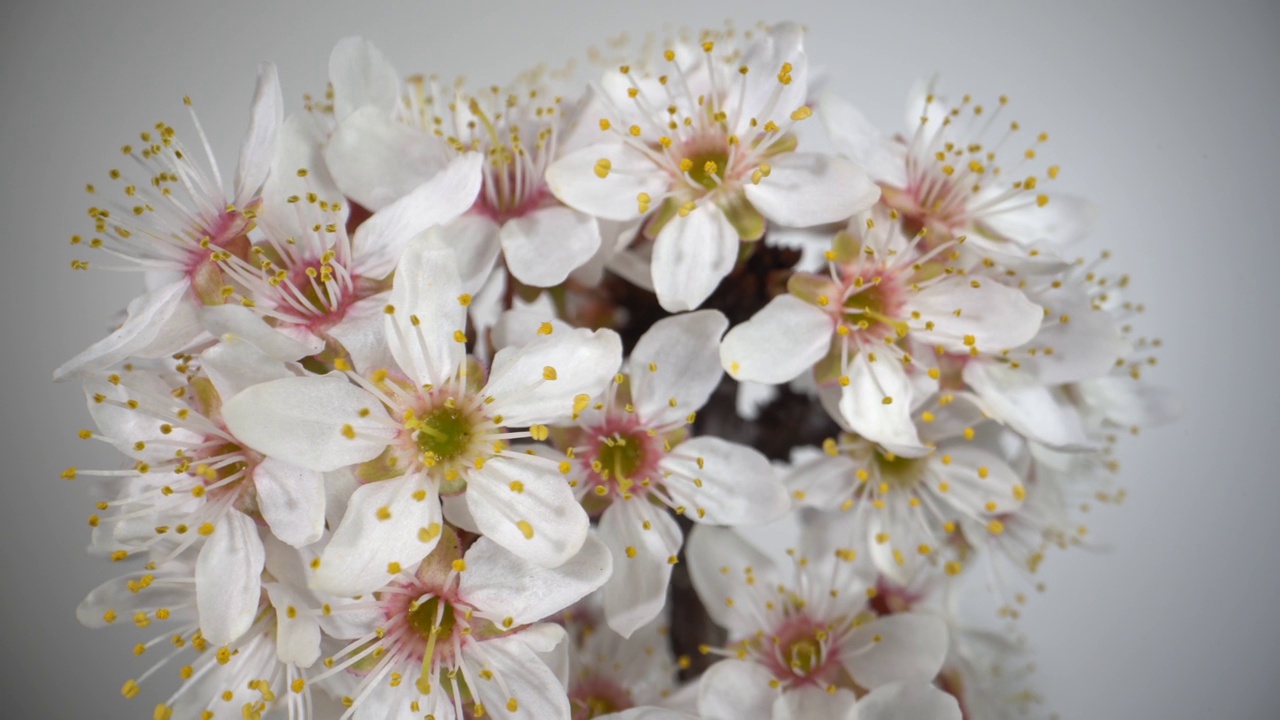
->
1, 1, 1277, 718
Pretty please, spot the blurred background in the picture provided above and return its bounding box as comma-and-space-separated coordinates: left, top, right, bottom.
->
2, 1, 1276, 717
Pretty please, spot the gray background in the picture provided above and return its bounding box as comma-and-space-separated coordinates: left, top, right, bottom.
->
2, 0, 1277, 717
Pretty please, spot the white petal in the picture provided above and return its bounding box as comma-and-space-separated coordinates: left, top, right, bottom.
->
351, 152, 484, 279
720, 295, 831, 384
853, 682, 961, 720
484, 328, 622, 426
199, 336, 296, 403
201, 303, 321, 360
464, 455, 589, 567
978, 194, 1095, 246
545, 143, 669, 222
196, 509, 265, 646
651, 206, 739, 312
324, 292, 396, 373
909, 279, 1042, 353
785, 453, 857, 508
630, 310, 728, 426
1079, 376, 1180, 428
732, 23, 809, 137
234, 63, 283, 204
819, 92, 907, 187
661, 436, 789, 525
459, 533, 611, 626
462, 633, 570, 720
500, 206, 601, 287
490, 297, 567, 351
774, 686, 858, 720
77, 571, 192, 629
605, 709, 699, 720
963, 361, 1089, 449
53, 279, 201, 381
329, 36, 401, 121
313, 474, 442, 597
696, 659, 778, 720
222, 375, 396, 472
685, 525, 777, 635
261, 113, 346, 240
843, 614, 948, 689
744, 152, 880, 227
1030, 308, 1128, 385
325, 106, 448, 211
929, 445, 1025, 517
599, 501, 682, 638
436, 213, 503, 294
840, 353, 928, 457
385, 231, 467, 385
264, 582, 321, 667
253, 458, 326, 548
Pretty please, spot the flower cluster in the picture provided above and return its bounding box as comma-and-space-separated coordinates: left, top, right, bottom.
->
58, 21, 1173, 720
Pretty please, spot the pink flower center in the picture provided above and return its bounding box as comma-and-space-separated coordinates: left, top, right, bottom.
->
569, 676, 634, 720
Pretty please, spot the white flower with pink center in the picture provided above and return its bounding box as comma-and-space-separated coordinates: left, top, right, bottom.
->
720, 209, 1043, 456
558, 602, 680, 720
546, 23, 880, 312
685, 526, 960, 720
323, 37, 603, 291
820, 83, 1093, 271
543, 310, 789, 637
56, 65, 284, 380
310, 528, 610, 719
221, 236, 622, 597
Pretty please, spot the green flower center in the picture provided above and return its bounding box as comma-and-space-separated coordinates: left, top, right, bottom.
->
408, 596, 457, 641
685, 151, 729, 190
414, 407, 473, 463
787, 636, 823, 675
596, 432, 646, 482
876, 451, 925, 489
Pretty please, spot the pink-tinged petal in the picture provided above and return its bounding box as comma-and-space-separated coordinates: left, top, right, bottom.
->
599, 501, 682, 638
325, 107, 448, 211
696, 659, 779, 720
459, 533, 610, 626
978, 194, 1095, 246
464, 455, 589, 567
313, 474, 442, 597
840, 352, 929, 458
324, 291, 396, 374
201, 303, 321, 361
484, 328, 622, 427
661, 436, 789, 526
685, 525, 778, 636
264, 582, 321, 667
385, 231, 467, 386
774, 686, 858, 720
819, 91, 908, 187
546, 143, 669, 222
720, 294, 832, 384
744, 152, 880, 228
630, 310, 728, 426
963, 361, 1089, 449
253, 458, 326, 548
843, 614, 948, 689
234, 63, 283, 204
500, 205, 601, 287
461, 632, 570, 720
351, 152, 484, 279
54, 278, 202, 381
329, 36, 401, 121
909, 279, 1043, 353
854, 682, 961, 720
436, 213, 502, 293
651, 205, 738, 312
222, 376, 396, 472
196, 509, 265, 646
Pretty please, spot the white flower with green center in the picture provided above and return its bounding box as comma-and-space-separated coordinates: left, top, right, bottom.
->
720, 209, 1043, 456
539, 310, 789, 637
323, 37, 602, 290
820, 82, 1093, 272
786, 396, 1026, 586
309, 527, 610, 719
221, 234, 622, 597
56, 64, 284, 381
686, 526, 960, 720
545, 23, 880, 312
